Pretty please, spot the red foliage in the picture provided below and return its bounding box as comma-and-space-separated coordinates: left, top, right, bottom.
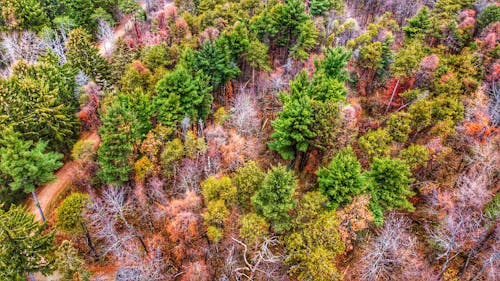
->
78, 82, 101, 130
131, 60, 150, 74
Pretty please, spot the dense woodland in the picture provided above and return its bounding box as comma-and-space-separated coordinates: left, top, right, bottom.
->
0, 0, 499, 280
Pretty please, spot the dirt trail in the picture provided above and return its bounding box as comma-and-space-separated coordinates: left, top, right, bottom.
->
26, 131, 100, 221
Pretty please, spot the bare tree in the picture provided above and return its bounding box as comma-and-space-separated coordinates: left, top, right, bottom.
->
231, 236, 285, 281
360, 214, 435, 281
97, 19, 116, 58
231, 91, 260, 136
1, 31, 43, 68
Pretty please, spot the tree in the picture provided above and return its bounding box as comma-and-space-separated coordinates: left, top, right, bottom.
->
55, 240, 90, 281
97, 97, 139, 185
477, 5, 500, 30
386, 112, 411, 143
290, 19, 319, 60
66, 27, 111, 88
269, 72, 316, 161
0, 0, 49, 32
310, 0, 344, 16
315, 47, 351, 82
403, 6, 431, 39
194, 41, 240, 89
246, 39, 271, 93
0, 129, 63, 222
285, 192, 345, 281
154, 63, 212, 126
238, 213, 269, 248
201, 176, 236, 205
0, 56, 79, 154
252, 166, 298, 233
368, 157, 415, 225
359, 129, 393, 160
0, 205, 54, 280
233, 161, 265, 211
399, 144, 429, 170
56, 193, 98, 259
316, 146, 365, 209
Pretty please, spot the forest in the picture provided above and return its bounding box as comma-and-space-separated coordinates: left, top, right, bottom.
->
0, 0, 499, 280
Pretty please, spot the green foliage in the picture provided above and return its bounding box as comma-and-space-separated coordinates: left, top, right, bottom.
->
408, 99, 433, 131
432, 96, 464, 124
252, 166, 297, 233
269, 72, 316, 160
71, 139, 96, 162
233, 161, 265, 211
359, 128, 392, 160
392, 39, 426, 78
66, 27, 111, 88
161, 138, 184, 177
358, 41, 384, 70
0, 57, 79, 154
203, 199, 229, 243
403, 6, 431, 39
194, 41, 240, 88
141, 43, 176, 71
290, 19, 319, 60
118, 0, 140, 14
238, 213, 269, 247
311, 100, 344, 152
477, 5, 500, 30
97, 97, 141, 185
386, 112, 412, 143
0, 205, 55, 280
0, 0, 49, 32
368, 157, 415, 225
184, 131, 207, 159
310, 0, 344, 16
0, 128, 63, 194
56, 193, 90, 235
484, 194, 500, 221
315, 47, 351, 82
317, 147, 365, 209
246, 39, 271, 71
154, 62, 213, 126
285, 198, 345, 281
399, 144, 429, 170
310, 70, 347, 102
218, 22, 250, 63
55, 240, 90, 281
294, 191, 328, 224
201, 176, 236, 206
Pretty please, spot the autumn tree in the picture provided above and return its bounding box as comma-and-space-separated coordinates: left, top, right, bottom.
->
0, 205, 54, 280
252, 166, 298, 233
316, 146, 365, 209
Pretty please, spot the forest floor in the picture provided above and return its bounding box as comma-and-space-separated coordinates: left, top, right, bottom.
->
26, 130, 100, 221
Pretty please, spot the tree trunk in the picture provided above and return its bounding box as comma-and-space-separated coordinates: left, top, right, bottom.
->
81, 222, 99, 261
31, 191, 46, 223
385, 78, 400, 113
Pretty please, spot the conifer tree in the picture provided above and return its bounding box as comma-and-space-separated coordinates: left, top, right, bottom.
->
97, 97, 138, 185
66, 27, 111, 88
0, 128, 63, 222
194, 41, 240, 89
316, 147, 365, 209
0, 205, 55, 280
368, 157, 415, 225
269, 72, 316, 160
252, 166, 298, 233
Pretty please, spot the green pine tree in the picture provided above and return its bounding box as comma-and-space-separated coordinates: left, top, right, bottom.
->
252, 166, 298, 233
0, 205, 55, 280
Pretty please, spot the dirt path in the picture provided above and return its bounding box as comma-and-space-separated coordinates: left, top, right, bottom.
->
26, 131, 100, 221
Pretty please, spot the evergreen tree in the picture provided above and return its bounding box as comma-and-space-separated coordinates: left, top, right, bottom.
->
55, 240, 90, 281
0, 0, 49, 31
97, 97, 139, 185
154, 63, 212, 126
252, 166, 298, 233
368, 157, 415, 225
477, 4, 500, 30
194, 41, 240, 89
0, 205, 55, 280
233, 161, 265, 211
269, 72, 316, 160
0, 128, 63, 222
66, 27, 111, 88
403, 6, 431, 39
315, 47, 351, 82
316, 147, 365, 209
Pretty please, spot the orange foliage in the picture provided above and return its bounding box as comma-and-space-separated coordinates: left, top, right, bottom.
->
131, 60, 150, 74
